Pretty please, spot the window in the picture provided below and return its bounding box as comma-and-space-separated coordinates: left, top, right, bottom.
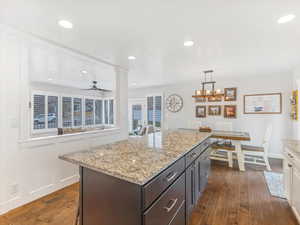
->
95, 100, 103, 125
154, 96, 162, 128
62, 97, 72, 127
147, 97, 154, 126
33, 94, 58, 130
48, 96, 58, 128
33, 95, 46, 129
103, 99, 114, 125
147, 95, 162, 129
85, 99, 94, 126
109, 99, 114, 124
32, 92, 115, 134
73, 98, 82, 126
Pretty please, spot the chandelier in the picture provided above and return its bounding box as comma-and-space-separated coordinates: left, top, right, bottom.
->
192, 70, 224, 99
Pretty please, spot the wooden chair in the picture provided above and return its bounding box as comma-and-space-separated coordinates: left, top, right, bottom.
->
210, 122, 234, 167
241, 125, 272, 171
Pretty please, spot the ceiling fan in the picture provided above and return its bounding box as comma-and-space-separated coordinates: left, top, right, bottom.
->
82, 81, 112, 92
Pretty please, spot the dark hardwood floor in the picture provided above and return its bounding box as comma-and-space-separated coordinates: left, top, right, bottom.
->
0, 159, 298, 225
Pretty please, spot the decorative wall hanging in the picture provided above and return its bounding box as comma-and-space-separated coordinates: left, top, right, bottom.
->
290, 90, 298, 120
224, 105, 237, 118
208, 105, 222, 116
192, 70, 224, 99
244, 93, 282, 114
166, 94, 183, 112
196, 106, 206, 118
224, 88, 237, 101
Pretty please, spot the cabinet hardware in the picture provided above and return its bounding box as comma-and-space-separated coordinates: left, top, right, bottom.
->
166, 172, 177, 182
164, 198, 178, 212
288, 164, 293, 168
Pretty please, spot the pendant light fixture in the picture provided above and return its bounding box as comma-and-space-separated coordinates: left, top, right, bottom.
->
192, 70, 224, 99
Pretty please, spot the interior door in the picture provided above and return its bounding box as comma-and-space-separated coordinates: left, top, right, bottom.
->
128, 99, 146, 133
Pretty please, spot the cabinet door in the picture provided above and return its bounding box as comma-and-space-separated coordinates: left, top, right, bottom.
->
283, 157, 293, 204
195, 157, 201, 201
186, 163, 196, 224
292, 167, 300, 221
200, 156, 211, 194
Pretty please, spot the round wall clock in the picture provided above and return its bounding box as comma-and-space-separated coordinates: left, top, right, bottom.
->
166, 94, 183, 112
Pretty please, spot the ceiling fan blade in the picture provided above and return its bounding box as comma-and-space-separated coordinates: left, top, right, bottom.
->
97, 88, 112, 92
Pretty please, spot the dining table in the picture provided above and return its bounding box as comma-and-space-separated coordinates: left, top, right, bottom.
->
211, 130, 251, 171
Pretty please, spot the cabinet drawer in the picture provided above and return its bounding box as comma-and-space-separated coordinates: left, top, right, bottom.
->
143, 174, 185, 225
143, 157, 185, 209
169, 200, 185, 225
186, 139, 210, 167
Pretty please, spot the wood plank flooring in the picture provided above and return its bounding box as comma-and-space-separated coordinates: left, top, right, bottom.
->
0, 159, 298, 225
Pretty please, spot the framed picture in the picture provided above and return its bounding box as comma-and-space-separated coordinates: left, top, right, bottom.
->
224, 105, 237, 118
208, 105, 222, 116
208, 95, 222, 102
224, 88, 237, 101
196, 106, 206, 118
244, 93, 282, 114
195, 97, 206, 103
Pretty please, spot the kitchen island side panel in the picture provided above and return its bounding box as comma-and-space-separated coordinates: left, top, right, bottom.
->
81, 167, 142, 225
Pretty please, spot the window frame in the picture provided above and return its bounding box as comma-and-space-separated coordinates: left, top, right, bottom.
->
31, 90, 115, 136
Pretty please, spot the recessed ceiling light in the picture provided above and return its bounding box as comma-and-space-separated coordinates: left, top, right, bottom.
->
81, 70, 88, 74
184, 41, 194, 47
47, 78, 53, 81
128, 56, 136, 60
277, 14, 296, 24
132, 83, 137, 86
58, 20, 73, 29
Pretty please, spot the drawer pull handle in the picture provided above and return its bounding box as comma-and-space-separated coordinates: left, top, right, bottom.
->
288, 153, 294, 159
166, 172, 177, 182
164, 198, 178, 212
288, 164, 293, 168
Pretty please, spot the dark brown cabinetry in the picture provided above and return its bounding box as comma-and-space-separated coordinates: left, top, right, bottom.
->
186, 142, 211, 224
80, 138, 211, 225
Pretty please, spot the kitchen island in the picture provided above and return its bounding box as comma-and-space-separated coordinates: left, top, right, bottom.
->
60, 129, 212, 225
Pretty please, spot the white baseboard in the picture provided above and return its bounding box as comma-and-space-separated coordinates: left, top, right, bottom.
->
0, 174, 79, 216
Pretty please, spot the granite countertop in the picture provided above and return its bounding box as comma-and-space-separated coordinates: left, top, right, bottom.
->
59, 129, 211, 185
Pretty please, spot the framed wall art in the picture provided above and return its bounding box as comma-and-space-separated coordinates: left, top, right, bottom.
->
224, 105, 237, 118
224, 88, 237, 101
244, 93, 282, 114
208, 105, 222, 116
196, 106, 206, 118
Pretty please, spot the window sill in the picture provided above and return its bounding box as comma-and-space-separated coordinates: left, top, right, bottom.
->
19, 127, 121, 147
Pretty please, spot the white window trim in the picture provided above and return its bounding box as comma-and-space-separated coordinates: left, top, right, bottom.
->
31, 90, 115, 136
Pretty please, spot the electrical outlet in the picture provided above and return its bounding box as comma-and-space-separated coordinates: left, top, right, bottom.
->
9, 183, 18, 196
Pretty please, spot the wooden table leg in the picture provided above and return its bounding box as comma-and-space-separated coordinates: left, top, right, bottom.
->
232, 140, 245, 171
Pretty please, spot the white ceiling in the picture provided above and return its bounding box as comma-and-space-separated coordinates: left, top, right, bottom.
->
1, 0, 300, 88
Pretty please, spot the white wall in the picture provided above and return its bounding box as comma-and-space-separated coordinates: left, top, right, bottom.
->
129, 73, 293, 158
292, 66, 300, 139
0, 25, 128, 215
